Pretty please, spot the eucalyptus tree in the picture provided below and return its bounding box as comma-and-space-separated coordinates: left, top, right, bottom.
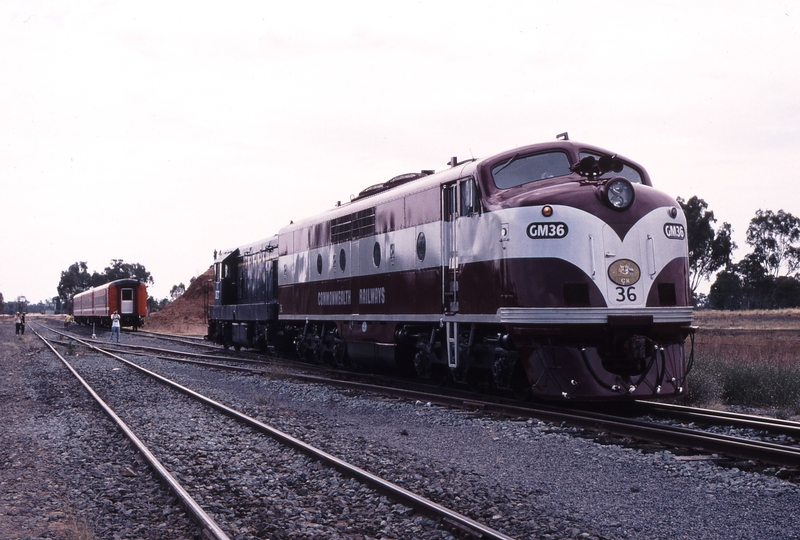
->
678, 196, 735, 297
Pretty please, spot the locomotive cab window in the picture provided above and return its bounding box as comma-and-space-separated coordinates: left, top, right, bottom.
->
491, 151, 571, 189
579, 151, 643, 184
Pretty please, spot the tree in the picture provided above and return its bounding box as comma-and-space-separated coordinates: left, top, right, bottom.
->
147, 296, 170, 313
170, 283, 186, 301
57, 262, 98, 305
0, 291, 4, 313
745, 209, 800, 278
678, 196, 735, 296
57, 260, 155, 308
773, 276, 800, 308
734, 253, 774, 309
708, 270, 743, 310
102, 259, 154, 284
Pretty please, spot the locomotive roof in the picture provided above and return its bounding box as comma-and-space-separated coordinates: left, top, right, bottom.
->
277, 139, 648, 235
213, 139, 650, 252
215, 235, 279, 263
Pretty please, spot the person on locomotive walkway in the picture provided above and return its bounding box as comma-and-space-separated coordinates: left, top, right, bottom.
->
110, 311, 121, 342
14, 312, 21, 336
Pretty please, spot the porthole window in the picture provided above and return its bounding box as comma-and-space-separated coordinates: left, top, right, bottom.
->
340, 248, 347, 272
316, 253, 323, 275
416, 232, 426, 262
373, 242, 381, 267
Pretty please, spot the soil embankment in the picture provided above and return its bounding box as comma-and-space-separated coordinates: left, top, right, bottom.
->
145, 266, 213, 335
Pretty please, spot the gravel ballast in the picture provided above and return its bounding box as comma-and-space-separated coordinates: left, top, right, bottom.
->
3, 317, 800, 539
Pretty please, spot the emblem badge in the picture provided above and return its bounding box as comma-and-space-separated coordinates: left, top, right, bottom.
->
608, 259, 641, 286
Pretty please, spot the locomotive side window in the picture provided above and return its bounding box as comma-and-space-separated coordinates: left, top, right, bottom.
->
416, 232, 426, 261
373, 242, 381, 267
491, 151, 571, 189
460, 177, 479, 216
579, 151, 643, 184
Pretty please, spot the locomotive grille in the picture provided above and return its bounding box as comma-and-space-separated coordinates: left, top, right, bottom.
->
331, 208, 376, 243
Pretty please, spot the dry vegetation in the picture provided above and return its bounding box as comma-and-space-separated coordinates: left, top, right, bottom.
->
687, 309, 800, 416
694, 309, 800, 331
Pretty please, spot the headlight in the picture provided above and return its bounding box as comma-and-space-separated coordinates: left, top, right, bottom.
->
603, 177, 635, 211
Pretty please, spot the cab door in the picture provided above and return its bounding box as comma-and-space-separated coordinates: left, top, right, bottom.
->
441, 182, 459, 314
441, 182, 459, 368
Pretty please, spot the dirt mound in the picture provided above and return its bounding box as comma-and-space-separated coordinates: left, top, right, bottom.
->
146, 266, 213, 335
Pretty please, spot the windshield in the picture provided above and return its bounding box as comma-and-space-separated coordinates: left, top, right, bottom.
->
579, 151, 643, 184
491, 151, 572, 189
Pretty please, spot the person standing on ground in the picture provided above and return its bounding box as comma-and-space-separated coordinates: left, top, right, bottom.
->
110, 310, 121, 342
14, 312, 21, 336
20, 313, 25, 335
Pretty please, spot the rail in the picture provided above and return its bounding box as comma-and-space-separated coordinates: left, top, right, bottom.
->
39, 323, 517, 540
31, 323, 230, 540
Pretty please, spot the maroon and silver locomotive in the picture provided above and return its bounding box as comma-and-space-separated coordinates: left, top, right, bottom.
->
208, 136, 694, 400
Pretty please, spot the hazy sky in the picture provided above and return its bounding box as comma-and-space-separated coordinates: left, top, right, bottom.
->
2, 1, 798, 303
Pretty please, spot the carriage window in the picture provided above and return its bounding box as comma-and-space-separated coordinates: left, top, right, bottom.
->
491, 151, 572, 189
579, 151, 643, 184
122, 289, 133, 301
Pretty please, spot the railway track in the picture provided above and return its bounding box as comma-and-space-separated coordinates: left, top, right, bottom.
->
632, 400, 800, 439
32, 324, 226, 539
33, 322, 516, 539
55, 321, 800, 471
269, 376, 800, 470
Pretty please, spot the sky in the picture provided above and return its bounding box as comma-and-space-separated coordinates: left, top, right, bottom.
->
2, 1, 799, 304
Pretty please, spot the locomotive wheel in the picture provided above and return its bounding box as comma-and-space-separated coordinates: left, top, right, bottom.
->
509, 362, 532, 401
312, 342, 324, 364
413, 350, 431, 379
331, 340, 347, 368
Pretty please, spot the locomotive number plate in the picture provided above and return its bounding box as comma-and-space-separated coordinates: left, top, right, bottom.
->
663, 223, 686, 239
526, 222, 568, 239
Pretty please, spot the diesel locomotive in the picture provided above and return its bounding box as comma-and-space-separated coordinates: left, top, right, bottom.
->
207, 136, 694, 400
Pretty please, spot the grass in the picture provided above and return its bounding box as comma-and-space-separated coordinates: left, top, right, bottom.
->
682, 311, 800, 417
